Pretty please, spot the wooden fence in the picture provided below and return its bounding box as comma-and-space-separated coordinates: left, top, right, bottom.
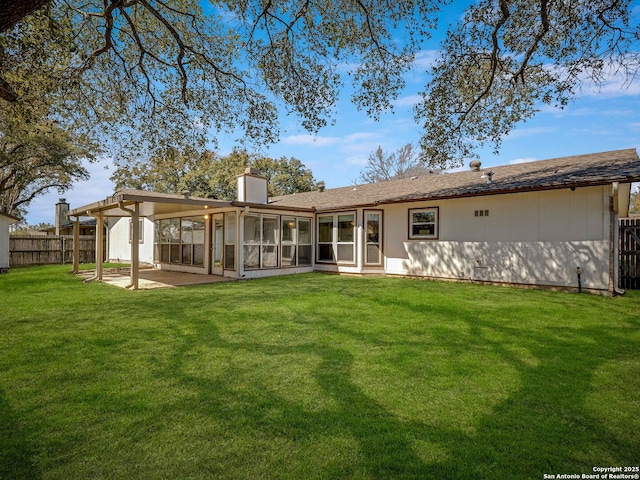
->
9, 235, 96, 267
619, 218, 640, 290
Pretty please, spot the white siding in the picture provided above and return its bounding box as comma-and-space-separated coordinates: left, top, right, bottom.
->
107, 217, 155, 264
383, 186, 612, 290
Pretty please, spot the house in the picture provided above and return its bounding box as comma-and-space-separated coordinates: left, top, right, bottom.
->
104, 216, 155, 265
43, 198, 97, 236
0, 211, 20, 273
68, 149, 640, 293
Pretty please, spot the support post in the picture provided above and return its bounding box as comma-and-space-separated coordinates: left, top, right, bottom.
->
130, 203, 140, 290
96, 211, 104, 280
118, 201, 140, 290
72, 217, 80, 273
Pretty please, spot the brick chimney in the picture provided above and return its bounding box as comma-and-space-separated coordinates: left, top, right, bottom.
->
55, 198, 69, 235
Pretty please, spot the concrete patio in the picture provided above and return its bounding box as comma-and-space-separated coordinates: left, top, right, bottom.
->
78, 268, 234, 289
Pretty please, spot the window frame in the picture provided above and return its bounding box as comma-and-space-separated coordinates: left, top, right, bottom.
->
363, 209, 383, 266
129, 218, 144, 244
281, 217, 313, 267
153, 215, 206, 267
408, 207, 439, 240
243, 214, 280, 270
224, 212, 237, 270
316, 211, 356, 265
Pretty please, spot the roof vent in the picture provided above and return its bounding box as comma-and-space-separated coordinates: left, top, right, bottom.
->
469, 160, 482, 171
317, 182, 326, 192
182, 190, 190, 198
481, 171, 494, 184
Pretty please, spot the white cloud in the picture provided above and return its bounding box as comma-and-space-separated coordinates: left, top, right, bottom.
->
282, 134, 340, 147
346, 132, 379, 142
413, 50, 440, 71
346, 155, 369, 167
504, 126, 556, 140
392, 94, 422, 108
509, 157, 538, 165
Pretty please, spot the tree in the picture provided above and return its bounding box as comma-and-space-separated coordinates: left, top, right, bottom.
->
1, 0, 441, 158
3, 1, 638, 170
630, 185, 640, 216
0, 105, 92, 218
111, 148, 319, 200
252, 156, 318, 197
414, 0, 640, 168
358, 144, 435, 184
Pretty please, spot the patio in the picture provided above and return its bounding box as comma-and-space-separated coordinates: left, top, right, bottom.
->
78, 268, 234, 289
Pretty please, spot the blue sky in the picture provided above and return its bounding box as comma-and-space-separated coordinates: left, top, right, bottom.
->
24, 2, 640, 225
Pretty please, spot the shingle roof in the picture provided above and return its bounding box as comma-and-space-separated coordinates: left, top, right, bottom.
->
269, 149, 640, 211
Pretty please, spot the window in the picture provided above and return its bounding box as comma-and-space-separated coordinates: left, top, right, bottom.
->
192, 218, 205, 266
336, 214, 355, 262
224, 212, 236, 270
409, 207, 438, 239
243, 214, 279, 269
153, 216, 205, 266
297, 218, 312, 266
281, 217, 312, 267
281, 217, 297, 267
364, 211, 382, 265
317, 215, 334, 262
317, 212, 355, 264
129, 219, 144, 244
169, 218, 181, 263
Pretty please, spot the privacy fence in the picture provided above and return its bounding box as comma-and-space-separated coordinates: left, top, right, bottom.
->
9, 235, 96, 267
619, 217, 640, 290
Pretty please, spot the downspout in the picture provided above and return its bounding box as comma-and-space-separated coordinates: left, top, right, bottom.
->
119, 201, 140, 290
609, 182, 625, 296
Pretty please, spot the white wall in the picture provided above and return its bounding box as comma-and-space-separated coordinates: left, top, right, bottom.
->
107, 217, 155, 264
382, 186, 613, 290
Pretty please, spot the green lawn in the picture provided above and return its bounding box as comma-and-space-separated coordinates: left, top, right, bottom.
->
1, 265, 638, 479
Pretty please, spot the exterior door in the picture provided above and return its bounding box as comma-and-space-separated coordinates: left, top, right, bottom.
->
211, 214, 224, 275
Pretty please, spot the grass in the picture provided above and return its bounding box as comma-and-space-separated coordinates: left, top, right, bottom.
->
1, 265, 639, 479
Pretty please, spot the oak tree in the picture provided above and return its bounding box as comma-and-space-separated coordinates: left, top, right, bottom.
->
358, 144, 436, 184
111, 147, 319, 200
415, 0, 640, 168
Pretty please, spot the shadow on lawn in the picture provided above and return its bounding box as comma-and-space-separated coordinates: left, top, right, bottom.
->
120, 288, 639, 479
0, 389, 40, 480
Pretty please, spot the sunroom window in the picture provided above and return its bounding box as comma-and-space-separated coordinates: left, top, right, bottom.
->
282, 217, 312, 267
317, 212, 355, 264
243, 214, 279, 269
153, 216, 205, 266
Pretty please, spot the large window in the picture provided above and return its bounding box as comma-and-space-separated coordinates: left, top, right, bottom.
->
243, 214, 279, 269
317, 212, 355, 264
154, 216, 205, 266
364, 210, 382, 265
224, 212, 236, 270
409, 207, 439, 239
281, 217, 312, 267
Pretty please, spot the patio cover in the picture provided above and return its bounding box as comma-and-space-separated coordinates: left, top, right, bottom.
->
67, 189, 233, 290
